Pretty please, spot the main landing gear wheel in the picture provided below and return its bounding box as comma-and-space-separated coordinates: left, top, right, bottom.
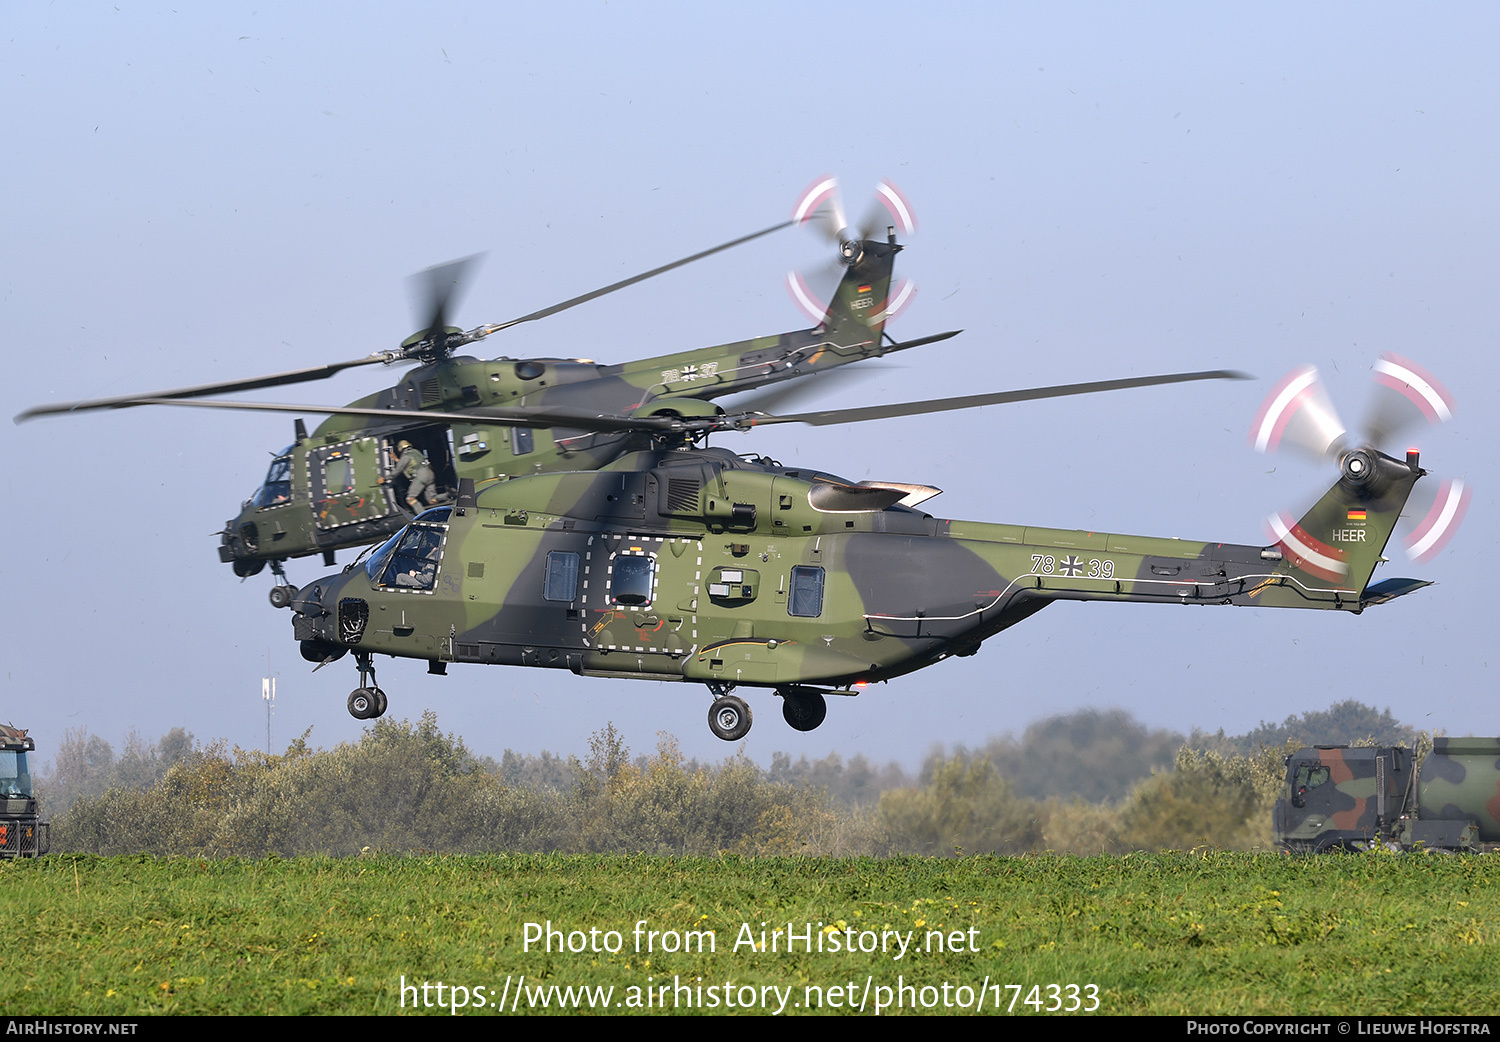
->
347, 687, 387, 720
781, 689, 827, 732
265, 558, 295, 609
708, 695, 752, 741
347, 652, 387, 720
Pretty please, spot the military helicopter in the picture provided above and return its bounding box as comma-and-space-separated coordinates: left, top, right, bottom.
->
67, 346, 1380, 741
258, 352, 1464, 739
17, 178, 957, 608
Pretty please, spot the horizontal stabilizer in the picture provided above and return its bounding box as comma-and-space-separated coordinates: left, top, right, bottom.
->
1359, 577, 1434, 608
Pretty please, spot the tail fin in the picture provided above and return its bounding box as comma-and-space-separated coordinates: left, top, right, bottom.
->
1269, 448, 1422, 595
829, 239, 910, 338
788, 236, 912, 340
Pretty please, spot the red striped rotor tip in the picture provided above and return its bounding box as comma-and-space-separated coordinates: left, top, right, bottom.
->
1374, 351, 1456, 425
1405, 478, 1470, 563
792, 175, 840, 226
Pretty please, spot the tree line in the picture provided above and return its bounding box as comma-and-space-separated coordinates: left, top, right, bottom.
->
37, 700, 1416, 857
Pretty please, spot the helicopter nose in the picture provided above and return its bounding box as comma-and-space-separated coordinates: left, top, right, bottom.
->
291, 576, 350, 662
290, 572, 349, 628
290, 583, 329, 617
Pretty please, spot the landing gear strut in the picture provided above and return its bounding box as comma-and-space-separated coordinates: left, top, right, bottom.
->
347, 652, 387, 720
268, 559, 298, 610
705, 682, 751, 741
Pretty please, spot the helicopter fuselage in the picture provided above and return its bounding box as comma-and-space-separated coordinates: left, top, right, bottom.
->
290, 444, 1423, 738
221, 318, 918, 578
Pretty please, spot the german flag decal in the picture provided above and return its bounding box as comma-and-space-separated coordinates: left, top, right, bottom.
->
1347, 508, 1367, 521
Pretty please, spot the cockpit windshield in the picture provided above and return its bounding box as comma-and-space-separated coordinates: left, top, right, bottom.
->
366, 521, 447, 591
253, 447, 294, 508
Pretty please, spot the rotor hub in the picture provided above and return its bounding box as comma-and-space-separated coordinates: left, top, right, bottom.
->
1340, 447, 1377, 487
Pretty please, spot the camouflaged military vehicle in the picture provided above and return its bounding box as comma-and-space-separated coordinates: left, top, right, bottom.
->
0, 725, 49, 858
1274, 738, 1500, 853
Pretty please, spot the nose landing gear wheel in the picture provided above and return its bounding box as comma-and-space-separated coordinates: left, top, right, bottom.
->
781, 689, 827, 732
348, 687, 387, 720
708, 695, 752, 741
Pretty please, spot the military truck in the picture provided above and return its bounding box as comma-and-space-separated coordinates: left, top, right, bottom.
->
0, 724, 49, 858
1274, 738, 1500, 853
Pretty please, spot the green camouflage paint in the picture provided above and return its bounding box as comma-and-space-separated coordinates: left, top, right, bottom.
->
289, 439, 1431, 741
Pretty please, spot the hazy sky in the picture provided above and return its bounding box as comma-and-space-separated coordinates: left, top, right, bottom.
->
6, 3, 1497, 770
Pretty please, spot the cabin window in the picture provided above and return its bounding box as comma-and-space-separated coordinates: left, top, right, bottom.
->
324, 453, 354, 495
544, 551, 580, 602
788, 565, 825, 618
609, 553, 655, 607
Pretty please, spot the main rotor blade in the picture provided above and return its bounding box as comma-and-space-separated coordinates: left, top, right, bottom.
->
82, 367, 1252, 439
718, 364, 890, 418
410, 253, 483, 337
479, 220, 794, 334
95, 397, 679, 433
737, 369, 1252, 429
14, 355, 393, 422
19, 220, 795, 424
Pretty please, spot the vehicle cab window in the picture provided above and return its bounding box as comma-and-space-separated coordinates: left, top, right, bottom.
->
0, 749, 33, 799
1291, 764, 1331, 807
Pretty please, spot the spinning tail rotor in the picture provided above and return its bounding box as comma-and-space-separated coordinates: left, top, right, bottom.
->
786, 175, 917, 332
1250, 353, 1469, 567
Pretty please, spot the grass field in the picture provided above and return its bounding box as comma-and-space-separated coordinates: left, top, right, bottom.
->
3, 851, 1496, 1016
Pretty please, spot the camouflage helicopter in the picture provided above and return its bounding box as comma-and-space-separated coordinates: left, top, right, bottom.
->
17, 178, 956, 608
52, 349, 1380, 740
264, 352, 1464, 739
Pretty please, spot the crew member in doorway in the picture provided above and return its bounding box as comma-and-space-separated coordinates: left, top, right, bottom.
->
395, 440, 436, 512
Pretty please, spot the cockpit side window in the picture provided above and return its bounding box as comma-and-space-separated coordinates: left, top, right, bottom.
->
368, 523, 447, 592
254, 452, 294, 509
